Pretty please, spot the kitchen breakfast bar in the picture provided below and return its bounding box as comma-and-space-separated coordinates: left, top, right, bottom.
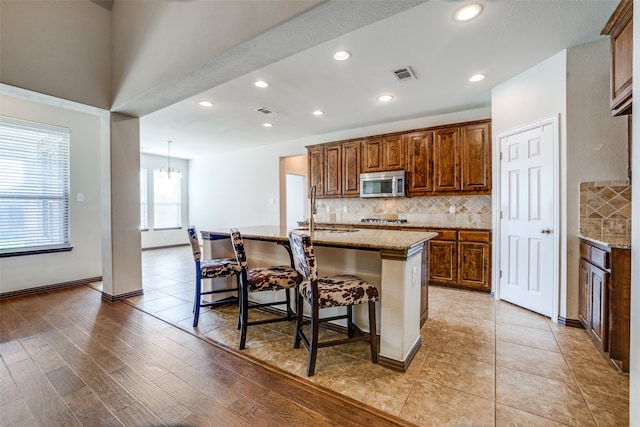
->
202, 226, 437, 371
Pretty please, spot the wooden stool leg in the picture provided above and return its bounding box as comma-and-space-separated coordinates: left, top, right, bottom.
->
293, 291, 304, 349
369, 301, 378, 364
239, 277, 250, 350
307, 303, 320, 376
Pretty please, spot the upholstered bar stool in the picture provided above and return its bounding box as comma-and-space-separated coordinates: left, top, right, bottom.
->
187, 226, 241, 327
288, 230, 379, 376
230, 228, 300, 349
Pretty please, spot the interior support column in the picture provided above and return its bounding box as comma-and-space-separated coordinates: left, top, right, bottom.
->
101, 112, 142, 301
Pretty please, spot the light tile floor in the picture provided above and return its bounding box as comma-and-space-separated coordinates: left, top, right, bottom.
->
120, 246, 629, 426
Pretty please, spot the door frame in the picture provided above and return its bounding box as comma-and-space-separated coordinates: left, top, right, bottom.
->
493, 115, 560, 322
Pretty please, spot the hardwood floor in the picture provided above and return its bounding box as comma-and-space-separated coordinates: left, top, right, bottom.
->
0, 285, 412, 426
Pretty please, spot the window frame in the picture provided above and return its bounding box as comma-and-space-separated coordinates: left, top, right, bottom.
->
0, 116, 72, 257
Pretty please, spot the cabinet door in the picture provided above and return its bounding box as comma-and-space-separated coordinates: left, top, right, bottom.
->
461, 122, 491, 192
308, 146, 325, 196
578, 258, 591, 329
406, 131, 433, 195
324, 144, 342, 196
458, 242, 490, 291
429, 240, 457, 284
342, 141, 361, 196
433, 127, 461, 192
362, 138, 384, 172
589, 266, 609, 352
383, 135, 405, 171
603, 0, 633, 116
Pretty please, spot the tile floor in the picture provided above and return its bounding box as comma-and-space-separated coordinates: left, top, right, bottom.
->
123, 246, 629, 426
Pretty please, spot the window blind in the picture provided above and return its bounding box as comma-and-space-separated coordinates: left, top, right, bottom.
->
0, 116, 71, 253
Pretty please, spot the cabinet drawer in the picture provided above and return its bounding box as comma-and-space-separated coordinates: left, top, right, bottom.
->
459, 230, 490, 243
590, 247, 609, 270
580, 241, 591, 260
430, 229, 457, 240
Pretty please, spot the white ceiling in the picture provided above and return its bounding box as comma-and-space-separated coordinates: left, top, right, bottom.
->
140, 0, 618, 160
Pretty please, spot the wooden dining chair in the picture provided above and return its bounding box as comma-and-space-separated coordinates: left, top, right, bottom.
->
187, 226, 241, 327
230, 228, 301, 349
288, 230, 379, 376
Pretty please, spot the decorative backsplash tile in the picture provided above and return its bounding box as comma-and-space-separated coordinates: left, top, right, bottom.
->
313, 195, 492, 229
579, 180, 631, 240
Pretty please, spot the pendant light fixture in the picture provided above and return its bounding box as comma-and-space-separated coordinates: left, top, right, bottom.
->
155, 140, 183, 179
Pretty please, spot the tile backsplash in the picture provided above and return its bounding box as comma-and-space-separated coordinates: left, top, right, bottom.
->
312, 195, 492, 229
579, 180, 632, 240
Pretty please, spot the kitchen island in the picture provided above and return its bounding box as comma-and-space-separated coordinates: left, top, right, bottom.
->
201, 226, 437, 371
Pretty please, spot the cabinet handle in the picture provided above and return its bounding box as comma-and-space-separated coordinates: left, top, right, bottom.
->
541, 228, 552, 234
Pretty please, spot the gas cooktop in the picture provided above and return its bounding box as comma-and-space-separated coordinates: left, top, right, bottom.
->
359, 218, 408, 224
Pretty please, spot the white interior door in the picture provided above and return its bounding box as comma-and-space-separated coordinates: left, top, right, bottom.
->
499, 118, 558, 317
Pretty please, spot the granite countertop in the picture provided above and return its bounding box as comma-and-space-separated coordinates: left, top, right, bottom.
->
307, 221, 491, 231
202, 225, 438, 254
577, 234, 631, 249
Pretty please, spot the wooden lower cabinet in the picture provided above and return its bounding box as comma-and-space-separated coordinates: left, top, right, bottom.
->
428, 228, 491, 292
579, 239, 630, 372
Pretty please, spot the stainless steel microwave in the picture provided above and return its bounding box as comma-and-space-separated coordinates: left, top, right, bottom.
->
359, 170, 405, 198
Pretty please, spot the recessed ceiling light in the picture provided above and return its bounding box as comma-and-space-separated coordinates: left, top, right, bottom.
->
254, 80, 269, 88
312, 110, 324, 116
377, 95, 393, 103
453, 3, 483, 22
469, 74, 485, 82
333, 50, 351, 61
198, 101, 213, 107
262, 123, 273, 127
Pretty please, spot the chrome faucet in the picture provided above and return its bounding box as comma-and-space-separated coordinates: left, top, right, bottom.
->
309, 185, 317, 235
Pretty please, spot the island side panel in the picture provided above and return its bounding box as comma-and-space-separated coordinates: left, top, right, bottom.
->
378, 250, 423, 371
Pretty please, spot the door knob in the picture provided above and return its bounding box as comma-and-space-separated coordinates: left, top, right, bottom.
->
541, 228, 552, 234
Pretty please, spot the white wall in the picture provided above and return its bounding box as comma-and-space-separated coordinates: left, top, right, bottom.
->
0, 94, 103, 293
491, 41, 627, 321
189, 107, 491, 232
0, 0, 111, 109
140, 153, 189, 249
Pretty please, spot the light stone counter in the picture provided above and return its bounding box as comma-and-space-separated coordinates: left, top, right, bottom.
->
202, 225, 438, 372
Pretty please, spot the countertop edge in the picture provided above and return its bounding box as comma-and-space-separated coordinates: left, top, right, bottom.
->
577, 234, 631, 249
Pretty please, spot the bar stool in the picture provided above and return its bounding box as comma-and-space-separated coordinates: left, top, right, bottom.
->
230, 228, 300, 349
288, 230, 379, 376
187, 226, 241, 327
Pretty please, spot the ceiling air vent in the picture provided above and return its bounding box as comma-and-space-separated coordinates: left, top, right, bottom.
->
392, 67, 416, 82
256, 107, 278, 115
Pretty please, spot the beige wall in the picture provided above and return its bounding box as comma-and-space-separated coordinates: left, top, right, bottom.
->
0, 0, 111, 109
0, 94, 103, 293
491, 40, 628, 320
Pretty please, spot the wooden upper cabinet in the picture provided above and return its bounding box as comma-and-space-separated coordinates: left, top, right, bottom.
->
461, 122, 491, 193
602, 0, 633, 116
308, 146, 325, 196
324, 144, 342, 196
433, 127, 461, 192
342, 140, 362, 196
362, 138, 384, 172
308, 118, 492, 198
362, 135, 405, 172
383, 135, 405, 171
405, 131, 433, 195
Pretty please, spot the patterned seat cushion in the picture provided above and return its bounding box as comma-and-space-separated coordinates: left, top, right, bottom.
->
201, 257, 241, 278
247, 266, 299, 292
299, 275, 379, 308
